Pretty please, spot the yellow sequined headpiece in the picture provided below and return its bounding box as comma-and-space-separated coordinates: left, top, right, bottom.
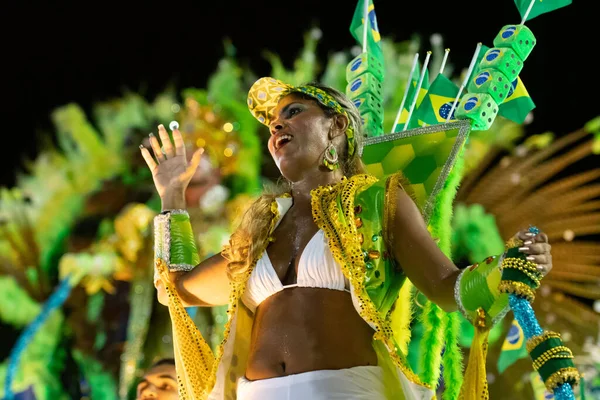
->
247, 77, 356, 157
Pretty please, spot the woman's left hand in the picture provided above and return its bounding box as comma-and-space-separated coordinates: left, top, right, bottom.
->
511, 229, 553, 277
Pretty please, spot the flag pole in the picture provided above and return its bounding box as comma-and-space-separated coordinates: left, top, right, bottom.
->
362, 0, 369, 53
446, 42, 482, 122
439, 48, 450, 75
520, 0, 537, 24
391, 53, 419, 133
404, 51, 432, 131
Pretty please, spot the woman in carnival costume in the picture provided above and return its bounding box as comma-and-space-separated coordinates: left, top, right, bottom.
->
139, 78, 553, 400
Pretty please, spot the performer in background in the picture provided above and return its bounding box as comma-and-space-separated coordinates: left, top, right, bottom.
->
137, 358, 178, 400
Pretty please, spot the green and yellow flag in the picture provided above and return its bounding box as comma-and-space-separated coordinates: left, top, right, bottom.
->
394, 64, 430, 131
514, 0, 572, 22
498, 76, 536, 124
497, 319, 529, 373
413, 73, 459, 125
350, 0, 384, 65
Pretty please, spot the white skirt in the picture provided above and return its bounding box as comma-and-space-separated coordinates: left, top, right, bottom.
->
237, 365, 387, 400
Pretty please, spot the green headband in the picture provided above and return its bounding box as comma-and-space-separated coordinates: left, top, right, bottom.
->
247, 77, 356, 157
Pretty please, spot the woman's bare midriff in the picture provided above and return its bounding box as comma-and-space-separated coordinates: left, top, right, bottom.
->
244, 287, 377, 381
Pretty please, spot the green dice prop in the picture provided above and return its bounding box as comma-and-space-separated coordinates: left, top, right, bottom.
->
353, 93, 384, 124
467, 68, 512, 105
346, 72, 383, 102
346, 52, 384, 83
361, 110, 384, 137
493, 24, 536, 61
346, 71, 385, 137
478, 47, 524, 82
455, 93, 499, 131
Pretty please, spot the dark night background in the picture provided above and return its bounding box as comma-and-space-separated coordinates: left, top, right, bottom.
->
1, 0, 596, 187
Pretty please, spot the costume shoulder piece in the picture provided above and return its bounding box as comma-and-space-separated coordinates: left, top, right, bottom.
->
360, 120, 471, 224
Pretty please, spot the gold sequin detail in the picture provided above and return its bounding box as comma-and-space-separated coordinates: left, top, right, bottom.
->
476, 307, 486, 328
544, 367, 581, 391
368, 250, 380, 259
505, 237, 524, 249
498, 280, 536, 302
310, 174, 430, 390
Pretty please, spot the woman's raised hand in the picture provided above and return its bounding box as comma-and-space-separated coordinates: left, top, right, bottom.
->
140, 123, 203, 200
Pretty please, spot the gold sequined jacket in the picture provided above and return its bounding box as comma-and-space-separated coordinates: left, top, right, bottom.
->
157, 173, 435, 400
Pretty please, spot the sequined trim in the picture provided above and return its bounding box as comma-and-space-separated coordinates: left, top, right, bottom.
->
490, 300, 511, 327
498, 280, 535, 302
310, 174, 431, 390
169, 263, 195, 272
154, 213, 172, 266
544, 367, 581, 391
164, 209, 190, 216
454, 267, 470, 323
488, 253, 511, 327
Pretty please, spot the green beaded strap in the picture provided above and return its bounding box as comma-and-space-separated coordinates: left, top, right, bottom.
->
498, 247, 544, 303
154, 209, 200, 273
527, 331, 580, 391
454, 254, 510, 328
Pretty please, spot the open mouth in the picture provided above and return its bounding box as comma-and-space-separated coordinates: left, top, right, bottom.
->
275, 134, 293, 151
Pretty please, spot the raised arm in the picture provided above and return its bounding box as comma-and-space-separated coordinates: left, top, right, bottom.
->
387, 185, 552, 313
140, 123, 230, 308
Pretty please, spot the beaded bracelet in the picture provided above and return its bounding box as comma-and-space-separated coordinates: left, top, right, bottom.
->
154, 209, 200, 274
454, 254, 510, 329
498, 250, 542, 302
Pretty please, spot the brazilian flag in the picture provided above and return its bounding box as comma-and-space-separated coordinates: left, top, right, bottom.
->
413, 74, 459, 125
394, 64, 430, 131
498, 77, 536, 124
497, 319, 529, 373
514, 0, 572, 22
350, 0, 384, 65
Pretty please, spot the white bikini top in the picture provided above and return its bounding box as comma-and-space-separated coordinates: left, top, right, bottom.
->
241, 197, 351, 313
